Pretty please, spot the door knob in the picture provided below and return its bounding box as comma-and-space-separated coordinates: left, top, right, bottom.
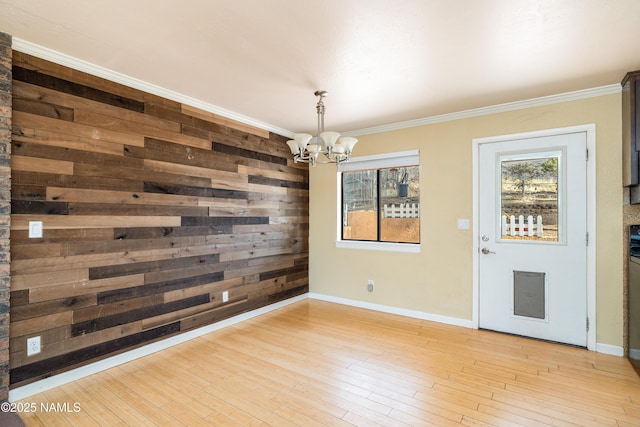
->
481, 247, 496, 255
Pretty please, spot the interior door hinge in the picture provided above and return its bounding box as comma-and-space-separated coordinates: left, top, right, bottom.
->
586, 232, 589, 246
586, 148, 589, 161
586, 317, 590, 332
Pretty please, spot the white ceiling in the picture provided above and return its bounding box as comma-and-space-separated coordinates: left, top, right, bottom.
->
1, 0, 640, 136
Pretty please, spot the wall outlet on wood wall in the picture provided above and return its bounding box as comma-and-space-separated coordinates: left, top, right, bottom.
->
27, 336, 40, 356
222, 291, 229, 303
28, 221, 43, 238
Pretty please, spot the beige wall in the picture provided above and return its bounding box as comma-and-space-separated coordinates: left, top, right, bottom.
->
309, 93, 623, 348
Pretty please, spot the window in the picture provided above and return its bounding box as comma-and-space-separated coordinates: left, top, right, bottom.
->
499, 150, 562, 243
338, 150, 420, 251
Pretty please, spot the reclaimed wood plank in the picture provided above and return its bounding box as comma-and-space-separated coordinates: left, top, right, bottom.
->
238, 164, 307, 183
144, 158, 247, 182
13, 111, 145, 147
12, 126, 126, 156
212, 141, 288, 166
12, 170, 143, 192
125, 137, 238, 173
74, 162, 213, 188
11, 242, 62, 260
60, 233, 208, 257
67, 202, 208, 217
98, 271, 225, 304
11, 294, 96, 322
209, 129, 289, 158
140, 299, 221, 331
10, 311, 73, 338
12, 97, 74, 121
10, 228, 114, 245
11, 184, 46, 201
10, 290, 29, 307
140, 263, 227, 288
88, 253, 220, 280
73, 294, 165, 324
11, 155, 73, 175
12, 80, 130, 123
111, 225, 232, 240
14, 80, 184, 135
71, 294, 210, 336
12, 243, 223, 276
12, 65, 145, 113
12, 200, 69, 215
12, 268, 89, 291
74, 109, 210, 150
181, 103, 270, 139
162, 277, 243, 305
28, 275, 146, 304
11, 214, 182, 230
47, 186, 201, 207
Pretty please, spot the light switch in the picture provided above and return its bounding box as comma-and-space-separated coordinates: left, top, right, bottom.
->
29, 221, 43, 238
457, 219, 470, 230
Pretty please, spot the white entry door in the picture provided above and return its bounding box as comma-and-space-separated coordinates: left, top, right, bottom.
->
478, 131, 588, 347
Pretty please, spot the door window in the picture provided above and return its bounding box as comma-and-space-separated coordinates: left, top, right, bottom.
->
499, 150, 563, 243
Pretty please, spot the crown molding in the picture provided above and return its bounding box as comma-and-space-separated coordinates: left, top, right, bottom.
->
11, 38, 293, 138
12, 38, 620, 140
343, 84, 621, 137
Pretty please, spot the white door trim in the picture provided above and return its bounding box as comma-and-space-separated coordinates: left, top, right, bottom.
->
472, 124, 596, 351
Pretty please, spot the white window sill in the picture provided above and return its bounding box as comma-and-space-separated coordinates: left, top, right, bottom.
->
335, 240, 421, 253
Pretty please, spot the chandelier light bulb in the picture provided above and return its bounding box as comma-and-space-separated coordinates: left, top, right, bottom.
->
286, 91, 357, 166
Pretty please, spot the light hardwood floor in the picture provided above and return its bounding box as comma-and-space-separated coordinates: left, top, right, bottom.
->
14, 299, 640, 426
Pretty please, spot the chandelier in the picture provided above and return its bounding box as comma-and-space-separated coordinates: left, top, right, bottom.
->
286, 90, 358, 166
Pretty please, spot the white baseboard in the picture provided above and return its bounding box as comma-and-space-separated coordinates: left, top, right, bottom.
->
9, 294, 307, 402
309, 293, 625, 358
308, 292, 474, 328
10, 293, 625, 401
596, 342, 625, 357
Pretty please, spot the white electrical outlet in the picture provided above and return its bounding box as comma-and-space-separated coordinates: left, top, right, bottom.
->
27, 336, 41, 356
367, 280, 374, 292
222, 291, 229, 303
28, 221, 43, 238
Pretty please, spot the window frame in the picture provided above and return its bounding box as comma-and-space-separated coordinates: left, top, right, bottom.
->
336, 150, 421, 253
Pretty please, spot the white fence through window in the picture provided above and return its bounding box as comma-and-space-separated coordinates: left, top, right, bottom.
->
383, 203, 420, 219
502, 214, 543, 237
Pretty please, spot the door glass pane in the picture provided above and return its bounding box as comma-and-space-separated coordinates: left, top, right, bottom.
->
500, 151, 561, 242
342, 170, 378, 241
379, 166, 420, 243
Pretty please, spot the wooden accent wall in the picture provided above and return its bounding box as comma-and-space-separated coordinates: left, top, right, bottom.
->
0, 32, 12, 401
9, 52, 309, 387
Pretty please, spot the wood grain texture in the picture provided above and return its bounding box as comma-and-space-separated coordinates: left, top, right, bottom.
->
14, 299, 640, 427
9, 53, 308, 387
